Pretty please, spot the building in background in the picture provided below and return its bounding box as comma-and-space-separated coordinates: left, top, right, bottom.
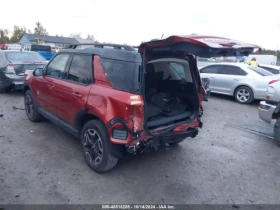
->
19, 34, 80, 50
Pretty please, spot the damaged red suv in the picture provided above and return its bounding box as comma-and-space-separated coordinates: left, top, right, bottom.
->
24, 35, 258, 173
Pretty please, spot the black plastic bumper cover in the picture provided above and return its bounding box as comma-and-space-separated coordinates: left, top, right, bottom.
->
161, 128, 199, 143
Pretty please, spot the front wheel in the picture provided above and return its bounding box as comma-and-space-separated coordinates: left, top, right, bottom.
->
234, 86, 254, 104
24, 90, 44, 122
81, 120, 118, 173
274, 118, 280, 147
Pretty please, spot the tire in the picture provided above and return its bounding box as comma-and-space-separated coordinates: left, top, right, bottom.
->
274, 118, 280, 147
234, 86, 254, 104
81, 120, 118, 173
24, 90, 44, 122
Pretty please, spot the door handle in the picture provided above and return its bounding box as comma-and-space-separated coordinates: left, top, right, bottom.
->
72, 92, 82, 98
234, 78, 239, 81
210, 77, 214, 79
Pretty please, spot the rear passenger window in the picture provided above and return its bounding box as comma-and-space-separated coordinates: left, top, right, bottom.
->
46, 54, 69, 78
68, 55, 93, 85
200, 66, 218, 74
101, 58, 141, 93
169, 62, 185, 79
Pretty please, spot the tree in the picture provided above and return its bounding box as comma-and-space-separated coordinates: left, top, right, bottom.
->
34, 21, 48, 35
277, 51, 280, 62
70, 33, 82, 38
0, 29, 9, 44
10, 25, 27, 42
86, 34, 97, 42
252, 49, 275, 55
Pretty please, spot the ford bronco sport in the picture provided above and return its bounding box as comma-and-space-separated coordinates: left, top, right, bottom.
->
24, 35, 258, 173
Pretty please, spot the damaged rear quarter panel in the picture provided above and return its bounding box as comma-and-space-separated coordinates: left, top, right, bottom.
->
86, 85, 144, 144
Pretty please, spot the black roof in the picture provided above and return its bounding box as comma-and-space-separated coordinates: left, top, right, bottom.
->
60, 44, 142, 63
21, 34, 79, 44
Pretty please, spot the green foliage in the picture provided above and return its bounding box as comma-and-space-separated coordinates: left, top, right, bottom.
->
0, 29, 9, 44
86, 34, 97, 42
34, 21, 48, 35
252, 49, 276, 55
10, 25, 26, 42
70, 33, 82, 38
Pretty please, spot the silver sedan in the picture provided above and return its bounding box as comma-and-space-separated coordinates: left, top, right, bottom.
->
199, 63, 279, 104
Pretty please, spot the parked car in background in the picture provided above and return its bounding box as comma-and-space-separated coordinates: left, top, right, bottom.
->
30, 44, 56, 60
0, 50, 48, 93
0, 44, 8, 50
23, 35, 258, 173
258, 64, 280, 74
199, 63, 279, 104
258, 80, 280, 145
197, 57, 216, 62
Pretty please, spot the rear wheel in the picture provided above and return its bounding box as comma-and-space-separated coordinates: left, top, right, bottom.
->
234, 86, 254, 104
81, 120, 118, 173
274, 117, 280, 147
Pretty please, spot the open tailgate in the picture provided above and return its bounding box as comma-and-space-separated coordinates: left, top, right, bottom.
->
138, 35, 260, 58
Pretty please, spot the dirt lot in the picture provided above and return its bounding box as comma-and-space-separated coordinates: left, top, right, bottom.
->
1, 92, 280, 204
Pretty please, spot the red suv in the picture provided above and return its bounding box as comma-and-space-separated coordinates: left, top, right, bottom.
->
24, 35, 258, 173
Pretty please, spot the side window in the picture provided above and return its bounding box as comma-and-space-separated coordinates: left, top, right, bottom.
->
239, 69, 247, 76
200, 66, 218, 74
219, 66, 244, 76
67, 54, 93, 85
46, 54, 69, 78
169, 62, 185, 79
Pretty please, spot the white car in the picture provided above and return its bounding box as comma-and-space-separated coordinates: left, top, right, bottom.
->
199, 63, 279, 104
258, 80, 280, 145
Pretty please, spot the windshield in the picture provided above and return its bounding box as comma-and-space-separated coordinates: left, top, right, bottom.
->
5, 52, 46, 62
247, 66, 274, 76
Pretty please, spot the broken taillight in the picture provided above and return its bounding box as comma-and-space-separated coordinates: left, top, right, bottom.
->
269, 80, 278, 85
129, 95, 144, 106
5, 64, 16, 74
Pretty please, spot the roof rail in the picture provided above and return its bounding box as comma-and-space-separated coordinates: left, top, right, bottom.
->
65, 43, 136, 51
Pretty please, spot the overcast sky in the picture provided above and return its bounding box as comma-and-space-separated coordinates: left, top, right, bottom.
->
1, 0, 279, 49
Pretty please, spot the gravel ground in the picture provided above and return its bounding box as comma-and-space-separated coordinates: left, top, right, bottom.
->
0, 92, 280, 204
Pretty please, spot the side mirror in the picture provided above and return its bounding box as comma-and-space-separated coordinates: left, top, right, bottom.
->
33, 68, 43, 76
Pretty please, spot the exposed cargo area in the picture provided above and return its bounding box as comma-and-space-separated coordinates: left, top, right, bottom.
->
144, 58, 198, 130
